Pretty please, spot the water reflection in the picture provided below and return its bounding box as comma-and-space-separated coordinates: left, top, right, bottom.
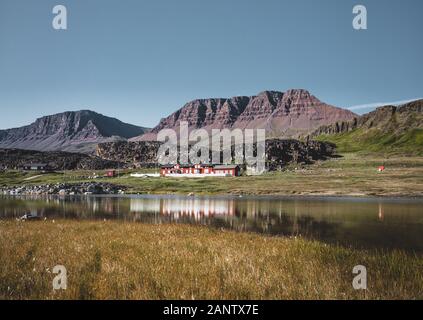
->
378, 203, 384, 221
1, 195, 423, 251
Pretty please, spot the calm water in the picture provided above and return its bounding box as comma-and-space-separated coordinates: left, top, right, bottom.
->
1, 195, 423, 251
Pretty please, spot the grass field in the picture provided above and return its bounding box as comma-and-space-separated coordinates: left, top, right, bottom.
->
1, 220, 423, 300
1, 153, 423, 197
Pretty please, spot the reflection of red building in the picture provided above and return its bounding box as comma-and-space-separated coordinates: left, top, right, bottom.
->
160, 164, 240, 177
161, 198, 236, 218
129, 198, 236, 220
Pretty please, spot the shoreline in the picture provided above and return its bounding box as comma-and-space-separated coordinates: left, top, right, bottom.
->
1, 186, 423, 201
1, 153, 423, 199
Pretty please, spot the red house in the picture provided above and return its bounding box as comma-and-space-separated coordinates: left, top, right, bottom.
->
213, 165, 241, 177
105, 170, 116, 177
160, 164, 240, 177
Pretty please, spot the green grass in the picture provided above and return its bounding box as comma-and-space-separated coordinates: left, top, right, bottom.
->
316, 128, 423, 156
1, 220, 423, 300
1, 154, 423, 197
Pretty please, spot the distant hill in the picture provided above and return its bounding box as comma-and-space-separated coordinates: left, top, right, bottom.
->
0, 110, 149, 153
0, 148, 125, 171
312, 99, 423, 155
133, 89, 357, 141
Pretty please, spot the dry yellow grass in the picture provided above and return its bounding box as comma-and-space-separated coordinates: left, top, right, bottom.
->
1, 219, 423, 300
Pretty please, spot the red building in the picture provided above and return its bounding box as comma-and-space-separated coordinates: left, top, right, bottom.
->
160, 164, 240, 177
105, 170, 116, 177
213, 165, 240, 177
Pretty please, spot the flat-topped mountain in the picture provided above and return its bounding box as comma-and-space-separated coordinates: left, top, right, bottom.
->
0, 110, 149, 153
134, 89, 357, 141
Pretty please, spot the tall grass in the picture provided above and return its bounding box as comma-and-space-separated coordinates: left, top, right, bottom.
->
1, 220, 422, 300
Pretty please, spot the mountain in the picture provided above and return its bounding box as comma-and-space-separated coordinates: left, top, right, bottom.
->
133, 89, 357, 141
312, 99, 423, 155
0, 110, 149, 153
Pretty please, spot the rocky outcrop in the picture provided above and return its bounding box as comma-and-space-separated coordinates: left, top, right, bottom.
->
311, 99, 423, 137
135, 89, 356, 141
0, 148, 125, 171
96, 141, 161, 167
96, 139, 336, 170
0, 182, 127, 196
265, 139, 336, 170
0, 110, 149, 153
0, 139, 335, 172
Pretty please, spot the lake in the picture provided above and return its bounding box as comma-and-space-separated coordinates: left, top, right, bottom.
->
1, 195, 423, 251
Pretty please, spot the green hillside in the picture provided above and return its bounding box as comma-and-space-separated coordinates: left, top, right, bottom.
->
314, 100, 423, 156
316, 128, 423, 155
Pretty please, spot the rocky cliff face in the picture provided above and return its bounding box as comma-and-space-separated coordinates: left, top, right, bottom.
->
135, 89, 356, 141
311, 99, 423, 137
0, 110, 148, 153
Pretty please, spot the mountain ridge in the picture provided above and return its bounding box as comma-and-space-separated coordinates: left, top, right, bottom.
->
134, 89, 357, 141
4, 91, 421, 155
0, 110, 149, 153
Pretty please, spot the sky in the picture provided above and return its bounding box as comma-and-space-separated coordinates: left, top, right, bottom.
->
0, 0, 422, 129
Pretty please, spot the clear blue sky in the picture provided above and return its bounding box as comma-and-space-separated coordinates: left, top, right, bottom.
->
0, 0, 422, 129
